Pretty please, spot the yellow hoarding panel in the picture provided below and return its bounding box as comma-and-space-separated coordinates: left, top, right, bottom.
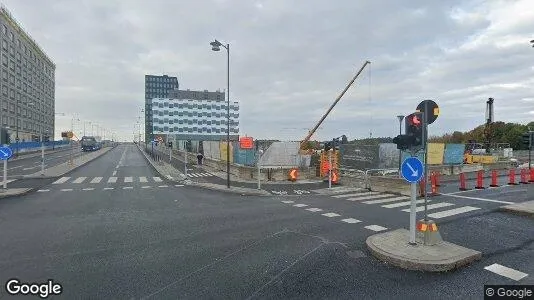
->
219, 142, 234, 163
471, 155, 497, 164
427, 143, 445, 165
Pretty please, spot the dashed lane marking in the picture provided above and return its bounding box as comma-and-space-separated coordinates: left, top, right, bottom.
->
141, 186, 151, 189
37, 189, 49, 192
305, 208, 323, 212
293, 204, 308, 207
281, 200, 294, 204
175, 184, 184, 187
341, 218, 361, 224
365, 225, 388, 232
322, 212, 341, 217
158, 185, 168, 188
60, 189, 73, 192
484, 263, 528, 281
108, 177, 117, 183
439, 193, 514, 204
82, 188, 95, 191
123, 187, 133, 190
103, 187, 114, 190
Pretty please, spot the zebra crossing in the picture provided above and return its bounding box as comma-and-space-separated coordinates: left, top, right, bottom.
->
186, 172, 214, 178
327, 189, 482, 220
52, 176, 165, 185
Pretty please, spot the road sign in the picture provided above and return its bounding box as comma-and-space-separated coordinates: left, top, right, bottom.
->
401, 157, 424, 183
240, 137, 254, 149
416, 100, 439, 125
288, 168, 298, 181
0, 146, 13, 160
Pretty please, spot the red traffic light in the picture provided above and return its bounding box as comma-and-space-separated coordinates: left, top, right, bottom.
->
409, 115, 421, 126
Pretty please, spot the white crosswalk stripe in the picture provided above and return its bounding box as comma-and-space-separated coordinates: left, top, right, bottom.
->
153, 177, 162, 182
306, 208, 323, 212
90, 177, 102, 184
347, 194, 396, 202
382, 199, 428, 208
332, 192, 379, 198
427, 206, 480, 219
365, 225, 388, 232
140, 177, 148, 183
124, 177, 133, 183
108, 177, 117, 183
53, 177, 70, 184
363, 196, 409, 204
72, 177, 87, 184
341, 218, 361, 224
0, 179, 17, 184
322, 212, 341, 217
293, 204, 308, 207
401, 202, 454, 212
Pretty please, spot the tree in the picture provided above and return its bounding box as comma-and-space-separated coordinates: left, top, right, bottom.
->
450, 131, 464, 143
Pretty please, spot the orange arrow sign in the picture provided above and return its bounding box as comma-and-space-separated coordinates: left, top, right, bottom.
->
289, 168, 298, 181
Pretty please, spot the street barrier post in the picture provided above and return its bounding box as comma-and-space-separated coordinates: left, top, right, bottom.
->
508, 169, 517, 185
459, 173, 468, 191
490, 170, 499, 187
475, 170, 485, 189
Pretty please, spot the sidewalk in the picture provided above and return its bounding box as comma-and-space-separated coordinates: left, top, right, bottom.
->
0, 188, 32, 199
24, 147, 113, 179
139, 146, 270, 196
500, 200, 534, 217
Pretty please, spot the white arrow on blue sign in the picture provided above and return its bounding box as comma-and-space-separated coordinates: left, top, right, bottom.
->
401, 157, 424, 183
0, 146, 13, 160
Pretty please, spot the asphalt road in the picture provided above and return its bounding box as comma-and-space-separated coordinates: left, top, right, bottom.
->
0, 143, 532, 299
0, 146, 84, 178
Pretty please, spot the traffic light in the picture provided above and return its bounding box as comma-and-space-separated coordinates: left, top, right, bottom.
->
0, 128, 9, 145
392, 135, 413, 151
167, 141, 173, 148
341, 135, 348, 144
324, 141, 332, 151
405, 112, 424, 151
523, 133, 532, 148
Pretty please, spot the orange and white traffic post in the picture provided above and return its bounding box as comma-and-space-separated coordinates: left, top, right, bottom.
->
288, 168, 298, 182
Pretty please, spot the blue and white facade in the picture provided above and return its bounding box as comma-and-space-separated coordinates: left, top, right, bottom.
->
151, 98, 239, 141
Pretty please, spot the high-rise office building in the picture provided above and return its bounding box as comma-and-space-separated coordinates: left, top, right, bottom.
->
144, 74, 179, 142
167, 89, 224, 101
0, 5, 55, 142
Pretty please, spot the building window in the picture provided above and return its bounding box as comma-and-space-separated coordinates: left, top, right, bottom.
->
1, 85, 6, 96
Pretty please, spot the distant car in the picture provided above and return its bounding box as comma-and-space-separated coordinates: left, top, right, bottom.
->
81, 136, 101, 151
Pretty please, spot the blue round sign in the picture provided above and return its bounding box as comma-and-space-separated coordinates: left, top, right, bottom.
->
401, 157, 424, 183
0, 146, 13, 160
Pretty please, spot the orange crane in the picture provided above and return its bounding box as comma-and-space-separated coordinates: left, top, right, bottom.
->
300, 60, 371, 151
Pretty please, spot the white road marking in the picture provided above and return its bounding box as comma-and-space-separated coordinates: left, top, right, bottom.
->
332, 192, 379, 198
53, 177, 70, 184
60, 189, 73, 192
445, 185, 510, 195
341, 218, 361, 224
281, 200, 294, 204
103, 187, 114, 190
153, 177, 162, 182
306, 208, 323, 212
112, 171, 117, 176
37, 189, 50, 192
90, 177, 102, 184
82, 188, 95, 191
382, 199, 427, 208
365, 225, 388, 232
363, 196, 409, 204
439, 193, 513, 204
322, 212, 341, 217
401, 202, 455, 212
484, 263, 528, 281
0, 179, 16, 184
158, 185, 168, 188
123, 187, 133, 190
108, 177, 117, 183
293, 204, 308, 207
427, 206, 480, 219
141, 186, 151, 189
188, 173, 198, 177
72, 177, 87, 184
124, 177, 133, 183
175, 184, 184, 187
23, 167, 37, 170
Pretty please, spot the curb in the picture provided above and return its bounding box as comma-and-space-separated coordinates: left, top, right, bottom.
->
0, 188, 34, 199
366, 229, 482, 272
137, 145, 188, 184
499, 202, 534, 218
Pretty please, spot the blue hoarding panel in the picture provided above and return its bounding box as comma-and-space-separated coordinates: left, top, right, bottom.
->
443, 144, 465, 165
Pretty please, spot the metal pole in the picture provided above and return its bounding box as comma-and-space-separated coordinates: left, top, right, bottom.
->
169, 143, 172, 163
41, 132, 45, 175
529, 132, 532, 170
3, 160, 6, 189
398, 117, 403, 173
257, 150, 262, 190
226, 43, 231, 189
328, 149, 332, 189
409, 182, 417, 244
15, 98, 18, 157
423, 105, 429, 220
184, 146, 188, 177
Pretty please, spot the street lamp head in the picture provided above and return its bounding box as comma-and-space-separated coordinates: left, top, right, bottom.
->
210, 40, 222, 51
397, 115, 405, 122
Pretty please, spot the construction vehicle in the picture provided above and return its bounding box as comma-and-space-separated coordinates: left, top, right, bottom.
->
299, 60, 371, 154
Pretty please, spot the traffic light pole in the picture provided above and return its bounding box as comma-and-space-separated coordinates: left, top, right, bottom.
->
328, 149, 332, 189
409, 180, 417, 245
41, 132, 45, 176
423, 109, 429, 221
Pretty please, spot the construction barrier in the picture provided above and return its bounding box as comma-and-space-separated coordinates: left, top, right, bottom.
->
288, 168, 298, 182
490, 170, 499, 187
508, 169, 518, 185
530, 169, 534, 183
434, 171, 441, 187
419, 178, 426, 197
475, 170, 485, 189
459, 173, 468, 191
430, 173, 439, 196
520, 169, 529, 184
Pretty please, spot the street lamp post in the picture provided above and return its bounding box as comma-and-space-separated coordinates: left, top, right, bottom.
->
397, 115, 405, 173
210, 39, 231, 188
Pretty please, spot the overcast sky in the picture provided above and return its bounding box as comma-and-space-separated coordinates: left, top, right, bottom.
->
3, 0, 533, 141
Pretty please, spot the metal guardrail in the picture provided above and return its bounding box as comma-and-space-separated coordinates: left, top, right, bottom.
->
363, 168, 399, 189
